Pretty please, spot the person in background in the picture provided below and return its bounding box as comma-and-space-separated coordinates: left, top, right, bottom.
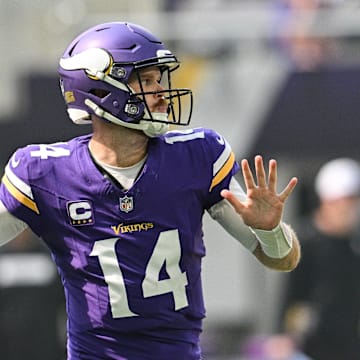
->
283, 158, 360, 360
241, 333, 311, 360
272, 0, 341, 71
0, 22, 300, 359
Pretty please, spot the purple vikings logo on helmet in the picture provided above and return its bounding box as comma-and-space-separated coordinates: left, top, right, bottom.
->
119, 195, 134, 213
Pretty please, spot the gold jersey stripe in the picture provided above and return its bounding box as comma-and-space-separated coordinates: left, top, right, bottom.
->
1, 175, 40, 214
209, 152, 235, 191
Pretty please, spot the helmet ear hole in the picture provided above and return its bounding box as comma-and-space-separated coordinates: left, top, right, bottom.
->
89, 89, 110, 98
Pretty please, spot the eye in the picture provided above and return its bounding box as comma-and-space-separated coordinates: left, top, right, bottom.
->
141, 78, 153, 86
141, 76, 161, 87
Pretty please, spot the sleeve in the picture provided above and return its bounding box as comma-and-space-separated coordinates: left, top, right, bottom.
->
0, 199, 28, 246
0, 147, 41, 228
207, 178, 259, 252
202, 129, 240, 208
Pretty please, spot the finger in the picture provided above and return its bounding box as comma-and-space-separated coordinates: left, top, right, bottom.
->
241, 159, 256, 190
278, 177, 298, 202
255, 155, 267, 188
268, 159, 277, 193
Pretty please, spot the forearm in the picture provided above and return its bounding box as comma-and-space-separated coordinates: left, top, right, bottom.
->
208, 195, 259, 252
252, 225, 301, 272
212, 199, 301, 271
209, 178, 300, 271
0, 200, 28, 246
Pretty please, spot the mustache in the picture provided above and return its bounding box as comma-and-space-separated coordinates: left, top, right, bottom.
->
154, 97, 169, 110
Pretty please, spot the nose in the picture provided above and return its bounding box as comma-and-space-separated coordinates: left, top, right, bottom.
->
155, 81, 166, 94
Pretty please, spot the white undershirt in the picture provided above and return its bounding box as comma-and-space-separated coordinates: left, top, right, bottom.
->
93, 157, 147, 190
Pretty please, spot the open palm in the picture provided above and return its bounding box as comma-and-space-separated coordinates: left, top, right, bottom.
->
221, 155, 298, 230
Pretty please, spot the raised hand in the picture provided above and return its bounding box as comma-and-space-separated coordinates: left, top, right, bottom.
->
221, 155, 298, 230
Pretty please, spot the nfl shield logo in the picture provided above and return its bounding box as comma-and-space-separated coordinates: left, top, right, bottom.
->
119, 195, 134, 213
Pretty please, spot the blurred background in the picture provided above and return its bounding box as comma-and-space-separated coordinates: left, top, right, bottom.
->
1, 0, 360, 359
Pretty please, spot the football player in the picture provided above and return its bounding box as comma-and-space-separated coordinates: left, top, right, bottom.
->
0, 22, 300, 360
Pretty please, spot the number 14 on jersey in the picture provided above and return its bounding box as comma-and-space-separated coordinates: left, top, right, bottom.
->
90, 229, 189, 318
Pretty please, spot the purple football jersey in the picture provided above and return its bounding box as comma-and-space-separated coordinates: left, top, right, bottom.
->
0, 127, 239, 359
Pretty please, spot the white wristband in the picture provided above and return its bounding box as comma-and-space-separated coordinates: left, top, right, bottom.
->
250, 222, 293, 259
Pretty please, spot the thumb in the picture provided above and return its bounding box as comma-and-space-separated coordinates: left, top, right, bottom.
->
220, 189, 245, 214
220, 189, 231, 199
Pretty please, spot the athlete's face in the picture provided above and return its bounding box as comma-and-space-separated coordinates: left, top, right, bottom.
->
129, 66, 168, 114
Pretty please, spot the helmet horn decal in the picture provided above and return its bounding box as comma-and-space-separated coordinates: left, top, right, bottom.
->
60, 48, 112, 78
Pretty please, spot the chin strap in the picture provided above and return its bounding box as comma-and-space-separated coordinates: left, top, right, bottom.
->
83, 99, 169, 137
